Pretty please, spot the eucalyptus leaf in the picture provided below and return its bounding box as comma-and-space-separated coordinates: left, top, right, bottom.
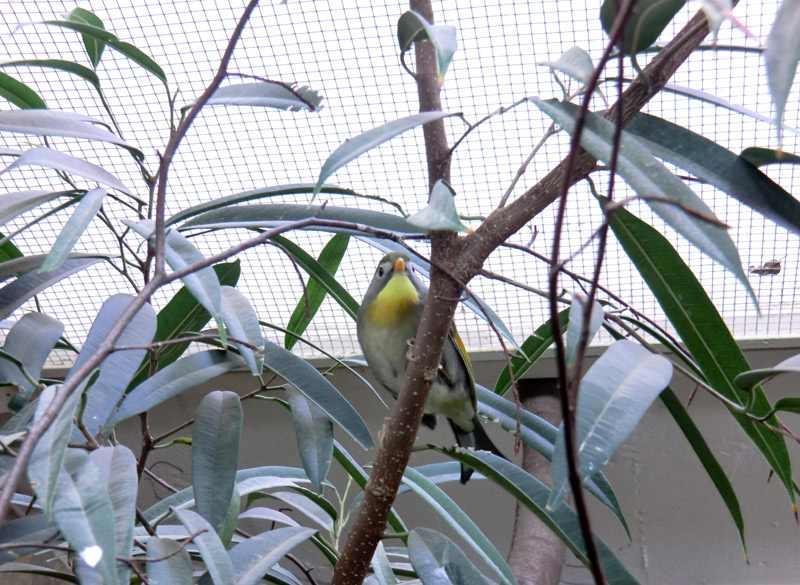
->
193, 391, 243, 535
408, 527, 488, 585
40, 188, 107, 273
173, 508, 235, 585
66, 7, 106, 68
2, 148, 131, 194
539, 46, 596, 87
397, 10, 458, 83
220, 286, 264, 374
765, 0, 800, 144
0, 59, 101, 90
600, 0, 687, 55
105, 350, 245, 431
226, 526, 316, 585
0, 109, 131, 148
286, 386, 333, 494
549, 340, 673, 509
197, 81, 322, 111
146, 537, 193, 585
740, 146, 800, 167
0, 312, 63, 397
407, 180, 468, 232
733, 353, 800, 391
0, 72, 46, 109
0, 190, 72, 231
565, 294, 603, 366
313, 111, 458, 200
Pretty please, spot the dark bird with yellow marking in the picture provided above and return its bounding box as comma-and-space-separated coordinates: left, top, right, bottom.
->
357, 251, 506, 483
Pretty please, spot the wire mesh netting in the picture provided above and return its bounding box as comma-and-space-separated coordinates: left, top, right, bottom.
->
0, 0, 798, 368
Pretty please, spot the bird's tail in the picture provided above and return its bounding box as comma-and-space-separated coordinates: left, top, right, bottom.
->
448, 416, 507, 484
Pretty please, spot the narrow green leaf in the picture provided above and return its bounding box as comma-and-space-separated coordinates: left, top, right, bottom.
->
0, 234, 23, 263
227, 526, 316, 585
89, 446, 137, 585
600, 0, 687, 55
261, 340, 372, 448
606, 199, 795, 507
285, 233, 350, 349
128, 261, 240, 390
146, 537, 193, 585
740, 146, 800, 167
626, 113, 800, 236
50, 449, 120, 585
434, 449, 640, 585
286, 387, 333, 494
407, 527, 486, 585
765, 0, 800, 145
40, 188, 107, 273
239, 507, 299, 527
549, 340, 673, 508
69, 293, 157, 436
221, 286, 264, 374
397, 11, 458, 84
565, 295, 603, 366
126, 219, 225, 344
494, 310, 569, 395
403, 467, 517, 585
0, 255, 105, 321
537, 99, 755, 303
27, 383, 85, 517
0, 59, 101, 90
0, 110, 132, 148
0, 312, 63, 397
734, 353, 800, 391
0, 190, 72, 231
197, 81, 322, 111
2, 148, 131, 195
659, 388, 745, 551
173, 508, 235, 585
106, 350, 245, 431
407, 180, 468, 232
66, 7, 106, 68
313, 111, 458, 199
193, 391, 243, 535
40, 19, 167, 84
0, 72, 46, 109
219, 486, 240, 548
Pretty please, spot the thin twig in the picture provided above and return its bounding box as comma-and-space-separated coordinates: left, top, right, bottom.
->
498, 123, 557, 208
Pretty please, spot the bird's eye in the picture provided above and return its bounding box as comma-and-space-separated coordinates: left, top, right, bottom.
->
377, 266, 385, 277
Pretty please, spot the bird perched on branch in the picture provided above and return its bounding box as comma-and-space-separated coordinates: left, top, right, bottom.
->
357, 251, 506, 483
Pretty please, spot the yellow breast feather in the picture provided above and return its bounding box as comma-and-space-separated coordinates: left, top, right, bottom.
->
368, 274, 420, 327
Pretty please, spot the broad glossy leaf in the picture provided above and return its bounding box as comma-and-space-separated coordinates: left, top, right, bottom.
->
606, 199, 795, 506
272, 234, 359, 321
106, 350, 245, 430
173, 508, 235, 585
476, 384, 629, 536
600, 0, 687, 55
66, 7, 106, 68
2, 148, 131, 194
740, 146, 800, 167
262, 339, 372, 448
27, 383, 85, 517
0, 190, 70, 230
286, 386, 333, 494
182, 203, 424, 237
565, 295, 603, 366
40, 19, 166, 84
0, 59, 101, 90
69, 293, 157, 436
407, 180, 468, 232
128, 261, 240, 390
286, 233, 350, 350
397, 11, 458, 84
146, 537, 193, 585
362, 238, 518, 348
536, 99, 755, 302
539, 46, 595, 86
765, 0, 800, 144
199, 81, 322, 111
126, 219, 225, 343
0, 72, 46, 109
408, 528, 486, 585
313, 111, 458, 199
403, 468, 516, 585
89, 446, 136, 585
50, 449, 119, 585
626, 113, 800, 236
220, 286, 263, 374
40, 188, 107, 272
193, 391, 243, 535
0, 312, 63, 397
548, 340, 673, 508
226, 526, 316, 585
436, 449, 640, 585
494, 310, 569, 395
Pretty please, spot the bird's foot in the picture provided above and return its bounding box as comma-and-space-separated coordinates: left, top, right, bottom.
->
406, 338, 416, 362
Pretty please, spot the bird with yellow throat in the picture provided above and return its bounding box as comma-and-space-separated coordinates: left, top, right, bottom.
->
357, 251, 506, 483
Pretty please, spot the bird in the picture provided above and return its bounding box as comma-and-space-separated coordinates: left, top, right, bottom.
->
356, 251, 506, 483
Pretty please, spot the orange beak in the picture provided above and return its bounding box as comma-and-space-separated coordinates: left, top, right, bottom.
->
394, 257, 406, 273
